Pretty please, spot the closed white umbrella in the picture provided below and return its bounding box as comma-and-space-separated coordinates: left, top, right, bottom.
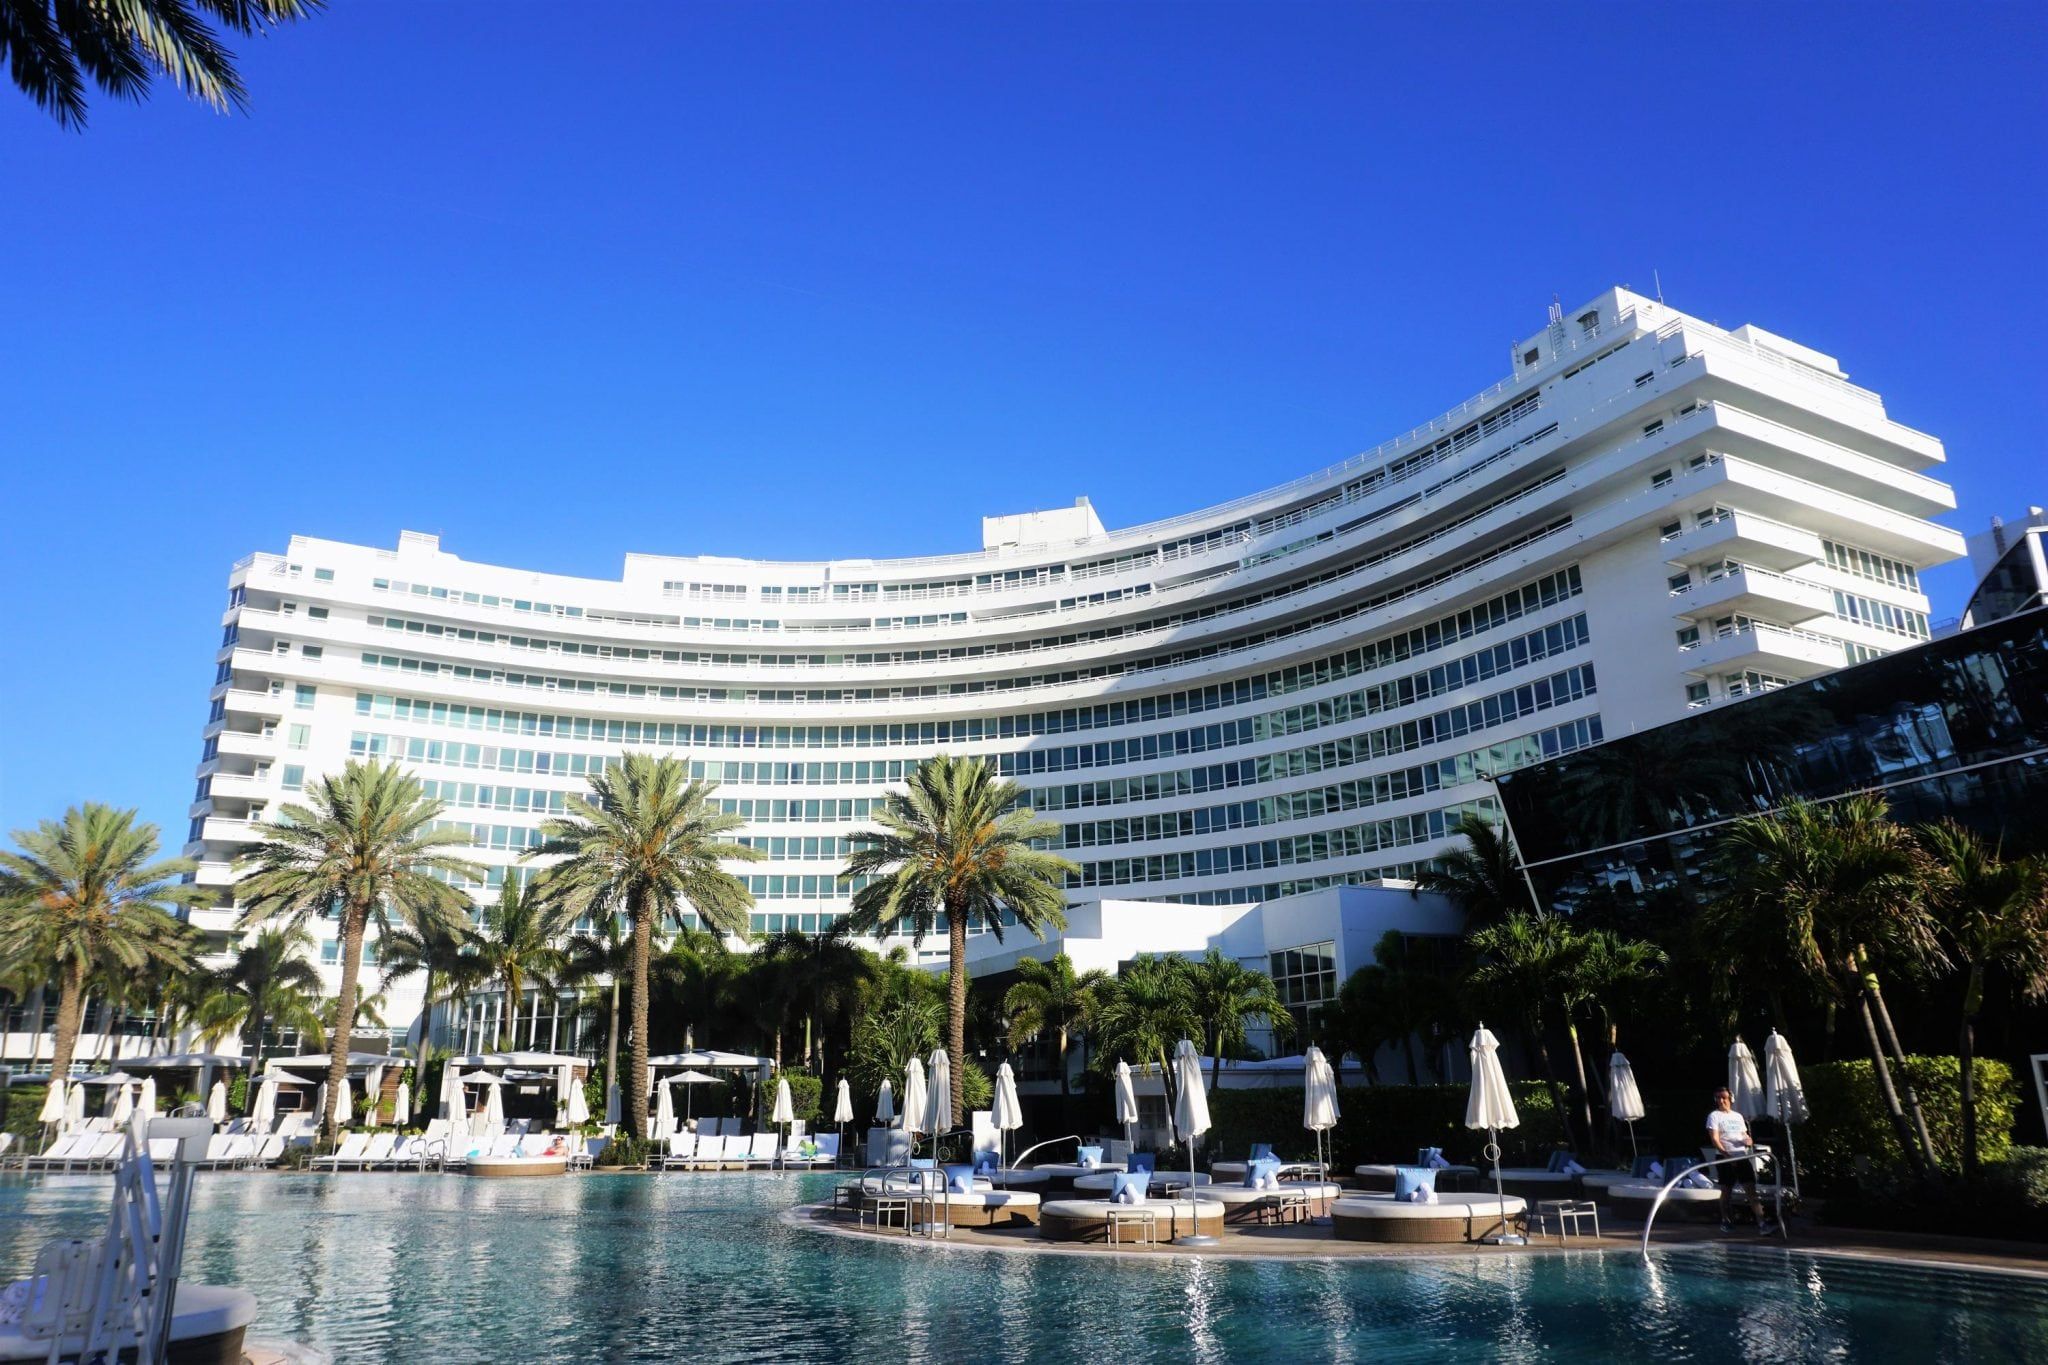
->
1464, 1025, 1524, 1245
1113, 1060, 1140, 1150
925, 1050, 953, 1158
1729, 1039, 1766, 1120
253, 1077, 278, 1133
111, 1083, 134, 1126
833, 1078, 854, 1123
333, 1074, 353, 1127
1608, 1051, 1647, 1159
482, 1077, 504, 1135
992, 1062, 1022, 1171
65, 1081, 86, 1132
361, 1067, 382, 1128
393, 1079, 412, 1127
312, 1082, 328, 1132
1763, 1030, 1806, 1199
771, 1077, 795, 1169
874, 1079, 895, 1127
1302, 1045, 1340, 1175
654, 1079, 675, 1144
901, 1059, 928, 1160
442, 1066, 467, 1131
137, 1077, 157, 1119
565, 1067, 590, 1127
39, 1080, 67, 1127
206, 1080, 228, 1126
1171, 1040, 1214, 1245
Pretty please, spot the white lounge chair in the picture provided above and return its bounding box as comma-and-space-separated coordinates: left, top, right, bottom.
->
311, 1134, 371, 1169
744, 1132, 779, 1169
24, 1134, 85, 1171
660, 1133, 697, 1170
571, 1136, 606, 1171
356, 1133, 397, 1169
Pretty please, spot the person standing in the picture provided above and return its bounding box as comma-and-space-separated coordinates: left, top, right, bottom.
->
1706, 1086, 1776, 1234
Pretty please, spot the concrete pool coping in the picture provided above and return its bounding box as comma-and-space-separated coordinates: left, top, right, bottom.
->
787, 1201, 2048, 1279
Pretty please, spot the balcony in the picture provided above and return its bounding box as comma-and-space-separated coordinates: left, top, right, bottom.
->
1671, 565, 1834, 624
1663, 509, 1823, 572
207, 771, 273, 800
220, 688, 288, 719
197, 816, 263, 845
213, 729, 278, 759
1679, 622, 1845, 680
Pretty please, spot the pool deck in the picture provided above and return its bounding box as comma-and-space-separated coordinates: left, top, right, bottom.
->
791, 1203, 2048, 1278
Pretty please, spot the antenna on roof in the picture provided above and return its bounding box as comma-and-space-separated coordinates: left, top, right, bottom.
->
1653, 269, 1665, 304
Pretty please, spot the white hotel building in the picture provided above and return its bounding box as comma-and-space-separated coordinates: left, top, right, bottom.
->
180, 287, 1963, 1055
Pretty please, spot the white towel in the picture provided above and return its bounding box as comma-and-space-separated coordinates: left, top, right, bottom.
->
0, 1279, 34, 1325
1406, 1187, 1438, 1204
1114, 1184, 1137, 1205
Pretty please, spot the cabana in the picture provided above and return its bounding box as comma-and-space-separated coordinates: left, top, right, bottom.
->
442, 1052, 588, 1128
262, 1052, 412, 1127
647, 1050, 770, 1130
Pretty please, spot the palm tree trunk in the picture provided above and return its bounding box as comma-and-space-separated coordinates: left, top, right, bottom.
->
1863, 966, 1940, 1177
1565, 1016, 1598, 1148
26, 986, 45, 1070
48, 964, 87, 1081
605, 978, 620, 1104
324, 908, 368, 1142
628, 889, 652, 1141
1959, 962, 1985, 1183
244, 1006, 270, 1112
1853, 982, 1929, 1181
415, 968, 436, 1079
1056, 1027, 1070, 1099
946, 902, 968, 1123
1210, 1031, 1223, 1097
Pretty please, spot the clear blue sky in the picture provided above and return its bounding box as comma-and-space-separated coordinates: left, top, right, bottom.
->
2, 2, 2044, 849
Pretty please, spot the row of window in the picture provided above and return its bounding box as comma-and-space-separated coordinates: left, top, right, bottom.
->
351, 731, 623, 779
342, 569, 1583, 753
1072, 799, 1493, 889
735, 835, 853, 861
1832, 590, 1931, 640
1822, 540, 1920, 592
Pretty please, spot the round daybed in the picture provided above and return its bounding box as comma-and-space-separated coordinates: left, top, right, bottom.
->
467, 1155, 568, 1177
1494, 1169, 1580, 1200
0, 1284, 257, 1365
1329, 1192, 1526, 1244
930, 1190, 1043, 1227
1598, 1181, 1726, 1223
1575, 1169, 1638, 1197
1039, 1198, 1224, 1243
1351, 1163, 1479, 1193
978, 1168, 1052, 1188
1213, 1161, 1326, 1182
1071, 1171, 1211, 1193
1194, 1183, 1343, 1223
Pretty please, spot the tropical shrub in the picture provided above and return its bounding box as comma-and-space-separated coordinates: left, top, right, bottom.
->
779, 1073, 823, 1123
4, 1086, 49, 1143
1801, 1057, 2016, 1187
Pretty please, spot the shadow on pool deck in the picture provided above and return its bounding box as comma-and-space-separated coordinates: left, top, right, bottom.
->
793, 1203, 2048, 1277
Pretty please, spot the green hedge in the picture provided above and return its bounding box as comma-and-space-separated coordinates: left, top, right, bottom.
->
1205, 1083, 1564, 1169
4, 1085, 49, 1143
780, 1073, 823, 1123
1800, 1056, 2016, 1187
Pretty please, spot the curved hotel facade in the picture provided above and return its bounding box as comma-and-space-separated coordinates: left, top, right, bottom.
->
184, 287, 1964, 1047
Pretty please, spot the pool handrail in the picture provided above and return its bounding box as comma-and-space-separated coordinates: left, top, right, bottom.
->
1639, 1145, 1783, 1257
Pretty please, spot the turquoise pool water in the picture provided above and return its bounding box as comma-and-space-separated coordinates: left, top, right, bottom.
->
2, 1173, 2042, 1362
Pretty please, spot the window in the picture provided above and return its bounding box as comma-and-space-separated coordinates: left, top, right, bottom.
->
281, 601, 297, 616
1269, 941, 1338, 1040
1642, 419, 1664, 436
288, 724, 310, 750
1577, 311, 1599, 334
1676, 626, 1700, 647
1659, 521, 1682, 541
1522, 348, 1539, 366
1635, 372, 1655, 388
1685, 681, 1710, 704
200, 736, 219, 761
281, 765, 305, 791
213, 661, 233, 684
228, 585, 246, 607
286, 563, 303, 579
313, 568, 335, 582
294, 684, 316, 709
308, 606, 328, 620
274, 640, 291, 655
1651, 469, 1674, 488
1667, 572, 1693, 593
221, 623, 239, 647
302, 645, 323, 660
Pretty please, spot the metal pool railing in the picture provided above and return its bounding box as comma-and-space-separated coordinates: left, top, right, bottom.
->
1640, 1145, 1785, 1257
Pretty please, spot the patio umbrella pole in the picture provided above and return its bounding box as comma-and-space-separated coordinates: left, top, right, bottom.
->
1482, 1126, 1526, 1246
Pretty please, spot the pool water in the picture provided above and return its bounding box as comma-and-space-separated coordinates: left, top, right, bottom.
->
2, 1173, 2043, 1362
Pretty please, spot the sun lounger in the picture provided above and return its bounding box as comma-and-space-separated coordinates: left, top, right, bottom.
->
660, 1133, 697, 1170
571, 1137, 606, 1171
67, 1133, 124, 1172
311, 1134, 371, 1169
744, 1132, 779, 1169
356, 1133, 397, 1168
24, 1134, 86, 1171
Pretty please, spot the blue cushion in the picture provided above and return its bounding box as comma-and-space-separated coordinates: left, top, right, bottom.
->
1416, 1146, 1443, 1166
909, 1157, 936, 1170
1546, 1150, 1575, 1174
1243, 1156, 1282, 1189
1249, 1143, 1273, 1161
973, 1153, 997, 1174
1127, 1152, 1156, 1174
1393, 1166, 1439, 1200
942, 1164, 976, 1194
1109, 1171, 1151, 1202
1076, 1145, 1103, 1168
1631, 1155, 1660, 1179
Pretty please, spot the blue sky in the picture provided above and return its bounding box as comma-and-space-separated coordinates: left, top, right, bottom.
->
2, 2, 2044, 848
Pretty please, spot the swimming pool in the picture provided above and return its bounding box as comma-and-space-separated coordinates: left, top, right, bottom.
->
2, 1173, 2042, 1362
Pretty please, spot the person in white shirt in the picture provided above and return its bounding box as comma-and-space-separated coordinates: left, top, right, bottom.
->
1705, 1086, 1774, 1233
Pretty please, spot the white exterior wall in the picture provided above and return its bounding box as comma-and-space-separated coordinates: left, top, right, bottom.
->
179, 288, 1964, 1048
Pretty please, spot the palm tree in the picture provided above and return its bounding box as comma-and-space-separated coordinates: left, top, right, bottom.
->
236, 759, 481, 1140
754, 927, 873, 1072
469, 875, 568, 1051
1466, 911, 1587, 1150
1003, 954, 1109, 1097
1090, 955, 1199, 1121
1712, 797, 1943, 1180
193, 925, 328, 1090
842, 755, 1077, 1122
378, 918, 483, 1070
0, 804, 208, 1080
1918, 820, 2048, 1181
527, 753, 759, 1140
1414, 813, 1532, 927
562, 912, 635, 1103
1556, 928, 1665, 1146
1183, 949, 1292, 1094
0, 0, 321, 129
